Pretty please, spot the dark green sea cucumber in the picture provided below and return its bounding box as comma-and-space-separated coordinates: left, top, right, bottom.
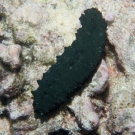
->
32, 8, 107, 118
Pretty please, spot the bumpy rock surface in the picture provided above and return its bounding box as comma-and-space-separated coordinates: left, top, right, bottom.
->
0, 44, 22, 69
0, 0, 135, 134
0, 117, 10, 135
69, 94, 99, 131
86, 59, 109, 95
0, 73, 24, 97
7, 98, 33, 120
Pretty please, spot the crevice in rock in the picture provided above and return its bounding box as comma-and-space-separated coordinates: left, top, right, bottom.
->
105, 40, 125, 74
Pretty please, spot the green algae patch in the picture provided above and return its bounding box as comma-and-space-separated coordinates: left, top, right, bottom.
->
32, 8, 107, 118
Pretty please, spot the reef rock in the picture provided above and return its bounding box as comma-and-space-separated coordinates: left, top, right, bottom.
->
69, 95, 99, 131
7, 98, 33, 120
0, 117, 10, 135
0, 44, 22, 70
0, 73, 24, 98
86, 59, 109, 95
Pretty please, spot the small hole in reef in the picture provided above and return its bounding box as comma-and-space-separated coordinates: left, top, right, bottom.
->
1, 96, 10, 105
0, 15, 2, 21
48, 128, 69, 135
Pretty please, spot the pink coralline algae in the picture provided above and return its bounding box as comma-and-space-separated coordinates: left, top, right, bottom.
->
104, 11, 115, 23
8, 45, 22, 69
0, 44, 22, 70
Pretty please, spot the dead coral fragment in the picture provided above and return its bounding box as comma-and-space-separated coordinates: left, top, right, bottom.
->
88, 59, 109, 94
69, 96, 99, 131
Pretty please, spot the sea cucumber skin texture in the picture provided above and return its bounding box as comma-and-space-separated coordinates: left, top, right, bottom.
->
32, 8, 107, 117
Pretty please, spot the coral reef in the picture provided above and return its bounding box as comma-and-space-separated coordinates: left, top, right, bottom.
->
0, 0, 135, 134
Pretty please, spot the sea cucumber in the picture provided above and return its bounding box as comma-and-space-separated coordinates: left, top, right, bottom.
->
32, 8, 107, 118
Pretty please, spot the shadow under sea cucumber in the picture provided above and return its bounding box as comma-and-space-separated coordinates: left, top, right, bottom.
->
32, 8, 107, 118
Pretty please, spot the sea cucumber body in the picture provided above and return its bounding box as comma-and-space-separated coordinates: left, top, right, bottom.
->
32, 8, 107, 117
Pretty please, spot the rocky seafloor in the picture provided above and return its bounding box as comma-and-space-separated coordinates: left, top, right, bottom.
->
0, 0, 135, 135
